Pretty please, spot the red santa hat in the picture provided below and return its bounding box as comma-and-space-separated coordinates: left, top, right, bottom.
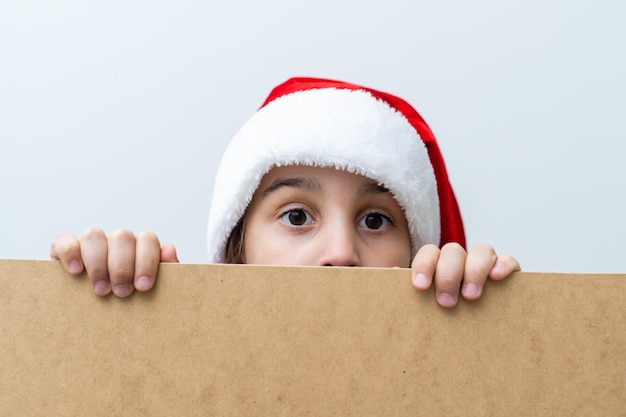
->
207, 77, 465, 263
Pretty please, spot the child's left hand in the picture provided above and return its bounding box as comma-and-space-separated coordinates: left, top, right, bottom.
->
411, 243, 520, 308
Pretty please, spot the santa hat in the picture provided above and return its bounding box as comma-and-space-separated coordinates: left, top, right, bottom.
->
207, 77, 465, 263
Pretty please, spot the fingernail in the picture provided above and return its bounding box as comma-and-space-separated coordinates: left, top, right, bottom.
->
69, 260, 82, 274
93, 280, 111, 296
135, 276, 151, 291
113, 284, 133, 297
437, 292, 457, 308
462, 283, 481, 298
412, 273, 429, 288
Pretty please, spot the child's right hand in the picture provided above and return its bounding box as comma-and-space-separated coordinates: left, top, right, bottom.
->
50, 228, 179, 297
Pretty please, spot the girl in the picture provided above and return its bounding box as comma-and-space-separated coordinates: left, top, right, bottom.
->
50, 77, 520, 308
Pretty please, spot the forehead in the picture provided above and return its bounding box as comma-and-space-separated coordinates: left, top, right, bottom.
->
253, 165, 402, 212
259, 165, 378, 187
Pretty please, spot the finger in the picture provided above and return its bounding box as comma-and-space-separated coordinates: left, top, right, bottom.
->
433, 242, 466, 308
107, 229, 137, 298
160, 243, 179, 263
489, 254, 521, 280
50, 232, 84, 274
79, 228, 111, 296
134, 231, 161, 292
461, 244, 497, 300
411, 244, 440, 290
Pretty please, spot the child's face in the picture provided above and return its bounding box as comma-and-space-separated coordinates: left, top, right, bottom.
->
242, 165, 412, 267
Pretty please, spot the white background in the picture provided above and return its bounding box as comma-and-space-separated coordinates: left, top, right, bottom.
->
1, 0, 624, 272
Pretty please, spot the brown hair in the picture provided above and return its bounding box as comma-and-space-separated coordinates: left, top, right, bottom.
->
223, 217, 245, 264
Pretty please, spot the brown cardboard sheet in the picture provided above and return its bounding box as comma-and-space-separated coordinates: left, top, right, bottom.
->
1, 259, 624, 416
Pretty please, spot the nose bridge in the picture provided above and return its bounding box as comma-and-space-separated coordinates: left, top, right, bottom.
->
317, 215, 361, 267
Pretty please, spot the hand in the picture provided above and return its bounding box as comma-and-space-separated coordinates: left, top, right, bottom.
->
50, 228, 179, 297
411, 242, 520, 308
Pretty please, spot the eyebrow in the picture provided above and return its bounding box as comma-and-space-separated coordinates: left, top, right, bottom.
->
261, 177, 323, 198
357, 182, 391, 197
261, 175, 391, 199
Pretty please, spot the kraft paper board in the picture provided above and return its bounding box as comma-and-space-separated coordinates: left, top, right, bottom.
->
0, 259, 624, 416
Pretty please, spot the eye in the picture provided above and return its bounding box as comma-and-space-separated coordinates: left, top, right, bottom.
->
280, 209, 313, 226
359, 213, 391, 230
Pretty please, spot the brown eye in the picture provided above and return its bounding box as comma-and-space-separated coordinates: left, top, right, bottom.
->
360, 213, 390, 230
289, 210, 306, 225
280, 209, 312, 226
